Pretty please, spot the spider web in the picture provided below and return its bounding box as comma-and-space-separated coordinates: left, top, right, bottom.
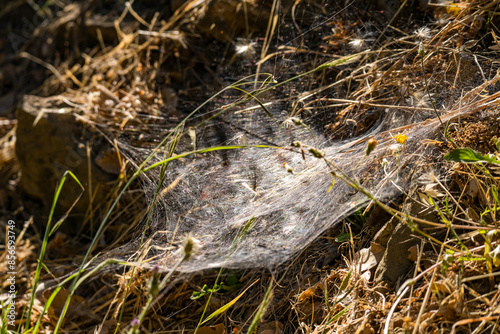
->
99, 0, 500, 272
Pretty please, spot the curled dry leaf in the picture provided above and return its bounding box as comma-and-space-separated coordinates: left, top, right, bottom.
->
354, 242, 385, 275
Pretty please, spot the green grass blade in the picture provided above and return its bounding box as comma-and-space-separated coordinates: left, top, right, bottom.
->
200, 280, 259, 325
144, 145, 282, 172
327, 305, 351, 324
246, 280, 273, 334
25, 171, 84, 330
230, 86, 274, 119
339, 269, 351, 292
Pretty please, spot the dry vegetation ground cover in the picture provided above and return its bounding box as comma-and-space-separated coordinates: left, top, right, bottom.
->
2, 0, 500, 333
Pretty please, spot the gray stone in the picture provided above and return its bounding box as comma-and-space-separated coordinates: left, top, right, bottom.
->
15, 95, 119, 233
374, 193, 440, 284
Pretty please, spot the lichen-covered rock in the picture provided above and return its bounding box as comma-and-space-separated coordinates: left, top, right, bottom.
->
15, 95, 119, 233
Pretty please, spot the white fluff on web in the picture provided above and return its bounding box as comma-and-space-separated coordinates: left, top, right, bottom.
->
114, 96, 457, 272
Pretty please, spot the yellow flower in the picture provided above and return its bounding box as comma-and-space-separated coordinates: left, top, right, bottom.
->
392, 133, 408, 144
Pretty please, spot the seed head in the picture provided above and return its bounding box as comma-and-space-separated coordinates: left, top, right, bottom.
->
283, 117, 304, 128
179, 233, 200, 261
365, 138, 377, 156
283, 162, 294, 174
309, 148, 325, 158
418, 42, 425, 58
415, 27, 431, 41
349, 38, 366, 51
149, 264, 161, 297
131, 318, 140, 328
235, 39, 257, 59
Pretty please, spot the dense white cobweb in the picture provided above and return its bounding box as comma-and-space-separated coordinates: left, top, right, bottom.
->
114, 94, 451, 272
105, 2, 499, 272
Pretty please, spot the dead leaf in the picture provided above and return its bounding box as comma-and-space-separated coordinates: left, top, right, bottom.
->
423, 184, 444, 198
437, 292, 461, 321
408, 245, 418, 262
466, 179, 480, 199
43, 287, 70, 315
42, 287, 90, 317
196, 323, 225, 334
298, 286, 317, 302
259, 321, 283, 334
417, 191, 432, 206
95, 148, 122, 175
92, 319, 117, 334
370, 242, 385, 256
467, 207, 479, 222
355, 242, 385, 274
431, 281, 452, 294
260, 330, 275, 334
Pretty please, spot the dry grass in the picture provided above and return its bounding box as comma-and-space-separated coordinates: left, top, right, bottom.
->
2, 0, 500, 333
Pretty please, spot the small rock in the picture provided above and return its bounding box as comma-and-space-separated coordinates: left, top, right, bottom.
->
16, 95, 119, 233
